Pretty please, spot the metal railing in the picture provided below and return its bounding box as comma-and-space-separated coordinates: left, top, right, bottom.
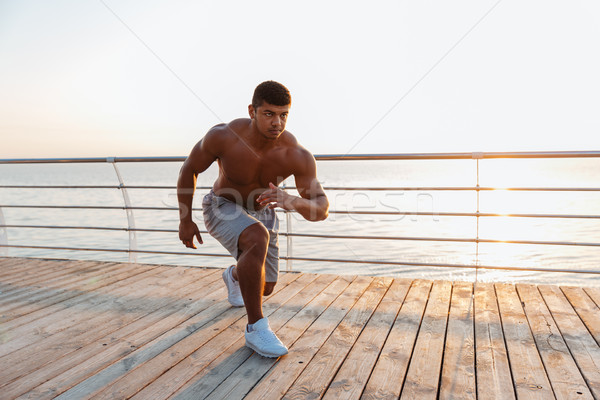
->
1, 151, 599, 275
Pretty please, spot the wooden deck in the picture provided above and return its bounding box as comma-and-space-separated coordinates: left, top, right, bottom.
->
0, 257, 599, 399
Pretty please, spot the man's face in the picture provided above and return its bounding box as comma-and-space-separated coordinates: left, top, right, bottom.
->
249, 102, 290, 140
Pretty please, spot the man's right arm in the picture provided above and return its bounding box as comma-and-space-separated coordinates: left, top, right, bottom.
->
177, 129, 221, 248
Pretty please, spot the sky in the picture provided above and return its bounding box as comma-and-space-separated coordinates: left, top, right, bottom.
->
1, 0, 599, 158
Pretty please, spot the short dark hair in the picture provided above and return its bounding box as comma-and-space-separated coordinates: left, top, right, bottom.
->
252, 81, 291, 109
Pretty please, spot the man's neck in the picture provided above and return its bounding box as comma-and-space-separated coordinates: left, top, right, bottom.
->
247, 120, 278, 151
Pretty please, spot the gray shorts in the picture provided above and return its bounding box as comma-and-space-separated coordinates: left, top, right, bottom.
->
202, 190, 280, 282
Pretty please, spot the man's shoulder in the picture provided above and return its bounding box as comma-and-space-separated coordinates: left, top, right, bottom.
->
203, 119, 250, 147
279, 132, 315, 166
207, 119, 249, 137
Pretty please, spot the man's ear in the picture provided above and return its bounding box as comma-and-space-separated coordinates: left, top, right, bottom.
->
248, 104, 255, 119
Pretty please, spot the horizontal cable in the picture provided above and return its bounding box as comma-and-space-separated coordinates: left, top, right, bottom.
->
314, 151, 600, 161
0, 205, 182, 211
0, 156, 186, 164
0, 224, 185, 233
0, 244, 230, 258
3, 184, 600, 192
327, 210, 600, 219
284, 232, 600, 247
280, 256, 600, 275
0, 185, 171, 189
9, 228, 597, 250
321, 186, 600, 192
1, 243, 598, 275
2, 204, 599, 219
2, 151, 600, 164
3, 225, 600, 248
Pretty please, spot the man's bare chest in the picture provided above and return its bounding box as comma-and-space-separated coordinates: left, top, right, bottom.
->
219, 155, 292, 187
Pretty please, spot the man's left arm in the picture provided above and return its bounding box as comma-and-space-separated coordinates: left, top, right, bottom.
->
257, 154, 329, 222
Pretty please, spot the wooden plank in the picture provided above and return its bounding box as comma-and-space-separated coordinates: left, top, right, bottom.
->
172, 275, 355, 400
0, 260, 124, 301
15, 271, 232, 400
361, 279, 433, 400
28, 294, 242, 399
0, 259, 101, 288
0, 257, 22, 270
0, 259, 27, 278
80, 271, 308, 400
2, 269, 222, 399
516, 284, 593, 399
132, 273, 337, 399
0, 267, 219, 389
584, 287, 600, 310
2, 261, 136, 298
0, 256, 32, 266
3, 258, 598, 400
561, 286, 600, 346
0, 261, 155, 323
495, 283, 554, 399
0, 262, 162, 328
321, 279, 411, 400
0, 262, 156, 318
56, 272, 303, 400
440, 281, 475, 400
473, 282, 515, 400
243, 276, 374, 400
283, 277, 394, 400
0, 258, 71, 281
0, 265, 176, 357
0, 259, 95, 300
539, 285, 600, 399
0, 258, 65, 279
400, 280, 452, 399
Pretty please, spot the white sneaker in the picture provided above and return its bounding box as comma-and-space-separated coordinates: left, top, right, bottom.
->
245, 317, 289, 358
222, 265, 244, 307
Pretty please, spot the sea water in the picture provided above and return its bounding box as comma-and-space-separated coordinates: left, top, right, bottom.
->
1, 158, 599, 286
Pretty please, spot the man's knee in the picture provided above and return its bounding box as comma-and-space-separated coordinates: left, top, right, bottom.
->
263, 282, 276, 296
238, 223, 269, 256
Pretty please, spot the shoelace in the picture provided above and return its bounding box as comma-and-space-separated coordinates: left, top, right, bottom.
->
257, 329, 279, 343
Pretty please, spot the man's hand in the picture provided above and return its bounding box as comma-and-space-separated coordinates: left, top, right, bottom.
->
257, 182, 296, 210
179, 220, 203, 249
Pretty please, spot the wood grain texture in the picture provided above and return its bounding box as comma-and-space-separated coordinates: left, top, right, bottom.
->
361, 279, 432, 400
400, 280, 452, 400
68, 272, 302, 400
244, 276, 374, 400
191, 275, 353, 400
561, 286, 600, 347
0, 260, 104, 304
516, 284, 593, 400
322, 279, 411, 400
0, 265, 179, 358
495, 283, 554, 400
539, 285, 600, 399
17, 274, 229, 400
282, 277, 393, 400
2, 258, 600, 400
440, 281, 475, 400
131, 273, 329, 400
473, 282, 515, 400
1, 269, 221, 398
0, 262, 162, 329
0, 262, 158, 323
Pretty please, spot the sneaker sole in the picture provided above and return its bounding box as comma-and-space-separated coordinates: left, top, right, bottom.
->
245, 341, 288, 358
222, 268, 244, 307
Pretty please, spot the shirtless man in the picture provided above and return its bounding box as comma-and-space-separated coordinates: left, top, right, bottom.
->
177, 81, 329, 357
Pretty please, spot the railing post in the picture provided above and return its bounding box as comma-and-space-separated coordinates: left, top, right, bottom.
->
282, 182, 293, 271
473, 152, 483, 282
0, 207, 7, 256
108, 158, 138, 263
